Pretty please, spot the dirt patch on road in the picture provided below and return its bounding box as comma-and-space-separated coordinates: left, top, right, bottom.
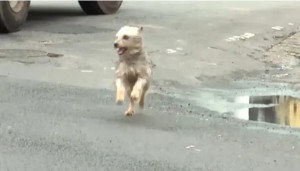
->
263, 32, 300, 67
261, 32, 300, 83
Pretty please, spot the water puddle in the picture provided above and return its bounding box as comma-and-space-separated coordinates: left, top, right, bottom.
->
160, 80, 300, 128
234, 95, 300, 128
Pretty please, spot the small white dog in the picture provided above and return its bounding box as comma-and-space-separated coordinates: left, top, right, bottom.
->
113, 26, 152, 116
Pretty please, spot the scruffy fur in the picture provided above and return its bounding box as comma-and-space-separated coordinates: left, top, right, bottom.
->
114, 26, 152, 116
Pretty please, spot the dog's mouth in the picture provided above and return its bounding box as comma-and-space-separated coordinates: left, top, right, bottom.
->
117, 47, 127, 56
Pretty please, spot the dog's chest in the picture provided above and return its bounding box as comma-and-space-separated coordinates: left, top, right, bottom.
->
117, 62, 138, 80
124, 65, 137, 78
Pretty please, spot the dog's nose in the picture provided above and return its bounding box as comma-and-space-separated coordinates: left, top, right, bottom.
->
114, 43, 118, 48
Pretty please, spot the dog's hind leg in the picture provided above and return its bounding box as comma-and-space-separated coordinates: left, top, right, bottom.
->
139, 91, 145, 109
115, 78, 125, 105
139, 85, 149, 109
125, 89, 135, 116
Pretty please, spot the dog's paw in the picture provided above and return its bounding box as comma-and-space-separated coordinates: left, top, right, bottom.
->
116, 99, 123, 105
116, 96, 124, 105
125, 110, 134, 116
116, 91, 125, 105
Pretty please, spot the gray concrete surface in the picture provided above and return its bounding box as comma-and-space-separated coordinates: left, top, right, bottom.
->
1, 1, 300, 171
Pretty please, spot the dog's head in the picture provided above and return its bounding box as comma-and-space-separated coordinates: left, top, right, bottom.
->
114, 26, 144, 56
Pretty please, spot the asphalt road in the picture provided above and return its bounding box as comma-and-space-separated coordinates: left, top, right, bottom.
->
1, 1, 300, 171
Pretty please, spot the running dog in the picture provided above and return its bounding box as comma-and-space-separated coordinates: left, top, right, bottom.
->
113, 26, 152, 116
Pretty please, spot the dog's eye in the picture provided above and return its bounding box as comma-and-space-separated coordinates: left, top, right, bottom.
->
123, 35, 129, 40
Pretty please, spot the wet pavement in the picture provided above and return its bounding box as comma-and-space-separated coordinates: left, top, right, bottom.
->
1, 1, 300, 171
2, 76, 300, 171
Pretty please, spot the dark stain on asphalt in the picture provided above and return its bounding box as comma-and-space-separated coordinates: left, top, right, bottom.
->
0, 49, 63, 64
47, 53, 64, 58
0, 49, 47, 58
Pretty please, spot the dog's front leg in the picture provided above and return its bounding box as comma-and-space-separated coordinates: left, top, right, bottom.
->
115, 78, 125, 105
131, 78, 147, 102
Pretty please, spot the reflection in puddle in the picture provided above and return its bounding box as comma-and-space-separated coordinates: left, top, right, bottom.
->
234, 95, 300, 128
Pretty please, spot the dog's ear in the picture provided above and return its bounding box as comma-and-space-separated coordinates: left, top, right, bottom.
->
139, 26, 143, 32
